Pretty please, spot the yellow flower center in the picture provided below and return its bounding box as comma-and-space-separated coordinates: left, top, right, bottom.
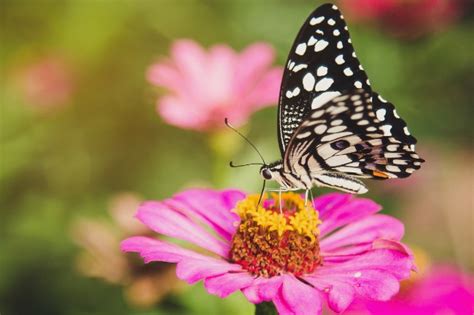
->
229, 192, 323, 277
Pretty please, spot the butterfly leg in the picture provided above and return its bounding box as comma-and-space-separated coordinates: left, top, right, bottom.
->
279, 187, 283, 214
309, 188, 315, 208
263, 187, 301, 213
263, 187, 288, 213
304, 189, 309, 206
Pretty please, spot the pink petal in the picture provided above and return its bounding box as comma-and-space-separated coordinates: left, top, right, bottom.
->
320, 214, 404, 254
147, 59, 206, 106
318, 249, 413, 280
146, 62, 182, 92
304, 248, 413, 313
317, 194, 381, 236
405, 265, 474, 313
322, 247, 372, 263
176, 257, 242, 284
242, 276, 283, 304
168, 189, 243, 241
242, 67, 282, 110
273, 274, 322, 315
354, 270, 400, 300
272, 292, 293, 315
315, 270, 400, 302
313, 192, 352, 213
224, 67, 281, 127
372, 239, 414, 259
171, 39, 208, 91
360, 265, 474, 314
307, 271, 399, 313
414, 265, 474, 298
121, 236, 211, 263
136, 201, 230, 257
234, 43, 276, 95
312, 278, 355, 313
204, 272, 255, 298
157, 95, 209, 130
203, 44, 237, 106
221, 189, 247, 211
121, 236, 246, 285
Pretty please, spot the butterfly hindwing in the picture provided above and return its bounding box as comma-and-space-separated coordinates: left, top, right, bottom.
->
283, 89, 424, 180
278, 3, 370, 155
372, 92, 417, 147
311, 172, 368, 194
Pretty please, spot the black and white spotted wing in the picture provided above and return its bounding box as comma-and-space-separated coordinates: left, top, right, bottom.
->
251, 3, 425, 194
283, 89, 424, 183
278, 3, 371, 155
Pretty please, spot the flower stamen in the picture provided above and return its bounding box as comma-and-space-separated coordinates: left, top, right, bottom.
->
230, 192, 323, 277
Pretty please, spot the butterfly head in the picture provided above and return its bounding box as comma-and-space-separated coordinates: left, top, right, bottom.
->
260, 161, 283, 181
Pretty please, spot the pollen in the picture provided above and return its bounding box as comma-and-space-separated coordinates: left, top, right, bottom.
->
230, 192, 323, 277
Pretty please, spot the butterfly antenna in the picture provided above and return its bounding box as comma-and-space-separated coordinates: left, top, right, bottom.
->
229, 161, 264, 168
224, 118, 266, 164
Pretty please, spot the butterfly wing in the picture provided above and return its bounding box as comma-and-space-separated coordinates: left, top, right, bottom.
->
278, 3, 370, 156
283, 89, 424, 188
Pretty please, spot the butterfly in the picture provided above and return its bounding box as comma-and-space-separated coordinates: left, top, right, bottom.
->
257, 3, 424, 194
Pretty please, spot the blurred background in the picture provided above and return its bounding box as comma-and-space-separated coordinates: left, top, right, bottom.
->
1, 1, 473, 314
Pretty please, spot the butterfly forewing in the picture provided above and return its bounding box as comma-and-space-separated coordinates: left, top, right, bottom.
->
284, 89, 424, 180
278, 3, 370, 155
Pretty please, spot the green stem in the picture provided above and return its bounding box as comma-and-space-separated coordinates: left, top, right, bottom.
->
255, 302, 277, 315
211, 147, 229, 187
208, 129, 243, 187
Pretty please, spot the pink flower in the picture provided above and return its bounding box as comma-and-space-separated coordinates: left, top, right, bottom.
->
338, 0, 463, 39
147, 40, 282, 131
15, 56, 74, 109
344, 265, 474, 314
121, 189, 414, 314
338, 0, 397, 21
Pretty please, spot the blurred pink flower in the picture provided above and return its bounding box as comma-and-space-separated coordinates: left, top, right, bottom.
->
399, 148, 473, 269
339, 0, 397, 20
122, 189, 414, 315
339, 0, 463, 39
72, 192, 180, 308
15, 56, 74, 109
343, 265, 474, 314
147, 40, 283, 131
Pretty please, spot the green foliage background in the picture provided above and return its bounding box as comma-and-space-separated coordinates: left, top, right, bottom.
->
1, 1, 473, 314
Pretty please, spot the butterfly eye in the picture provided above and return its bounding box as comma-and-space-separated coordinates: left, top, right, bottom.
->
261, 169, 273, 180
